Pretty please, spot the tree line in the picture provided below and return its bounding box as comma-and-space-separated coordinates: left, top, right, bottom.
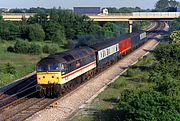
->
0, 8, 130, 49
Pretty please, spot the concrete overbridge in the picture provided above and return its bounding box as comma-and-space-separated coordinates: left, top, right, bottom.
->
1, 12, 180, 33
88, 12, 180, 33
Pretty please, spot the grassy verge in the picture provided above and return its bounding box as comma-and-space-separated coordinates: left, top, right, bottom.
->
0, 40, 64, 87
71, 53, 157, 121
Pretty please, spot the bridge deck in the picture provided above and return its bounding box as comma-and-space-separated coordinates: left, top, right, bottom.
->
1, 12, 180, 21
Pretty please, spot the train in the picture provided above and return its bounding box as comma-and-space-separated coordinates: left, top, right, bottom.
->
36, 30, 147, 97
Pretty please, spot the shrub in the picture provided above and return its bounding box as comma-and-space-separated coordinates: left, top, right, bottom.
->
116, 90, 180, 121
43, 44, 58, 54
7, 46, 15, 52
29, 43, 42, 54
13, 40, 42, 54
4, 63, 16, 74
14, 40, 30, 54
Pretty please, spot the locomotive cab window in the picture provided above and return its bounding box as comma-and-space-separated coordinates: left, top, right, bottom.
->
49, 63, 60, 72
37, 64, 48, 72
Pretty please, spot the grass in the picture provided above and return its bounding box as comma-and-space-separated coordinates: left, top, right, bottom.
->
0, 40, 64, 87
71, 53, 157, 121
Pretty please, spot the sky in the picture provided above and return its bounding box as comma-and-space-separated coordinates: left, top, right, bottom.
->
0, 0, 180, 9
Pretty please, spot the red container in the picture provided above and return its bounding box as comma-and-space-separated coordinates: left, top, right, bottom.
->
119, 37, 132, 53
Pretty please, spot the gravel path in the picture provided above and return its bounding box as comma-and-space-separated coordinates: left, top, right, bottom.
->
26, 23, 168, 121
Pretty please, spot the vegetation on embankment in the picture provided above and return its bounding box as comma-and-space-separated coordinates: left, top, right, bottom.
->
0, 40, 64, 87
71, 41, 180, 121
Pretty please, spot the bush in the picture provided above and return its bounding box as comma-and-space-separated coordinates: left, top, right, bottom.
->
14, 40, 30, 53
126, 68, 141, 77
7, 46, 15, 52
43, 44, 58, 54
116, 90, 180, 121
29, 43, 42, 54
4, 63, 16, 74
13, 40, 43, 54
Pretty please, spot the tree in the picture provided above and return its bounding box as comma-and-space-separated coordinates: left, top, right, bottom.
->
49, 8, 59, 22
52, 29, 66, 45
0, 15, 3, 21
168, 0, 179, 8
44, 22, 66, 45
27, 13, 48, 26
28, 24, 45, 41
155, 0, 169, 11
169, 17, 180, 31
155, 0, 180, 11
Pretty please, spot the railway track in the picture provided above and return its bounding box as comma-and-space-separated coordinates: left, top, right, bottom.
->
0, 22, 167, 121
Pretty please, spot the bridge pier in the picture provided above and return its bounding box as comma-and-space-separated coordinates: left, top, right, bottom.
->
128, 21, 133, 33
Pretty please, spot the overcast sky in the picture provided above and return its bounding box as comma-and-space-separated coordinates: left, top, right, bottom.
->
0, 0, 180, 9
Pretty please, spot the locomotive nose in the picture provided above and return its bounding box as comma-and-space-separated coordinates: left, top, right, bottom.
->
37, 72, 61, 85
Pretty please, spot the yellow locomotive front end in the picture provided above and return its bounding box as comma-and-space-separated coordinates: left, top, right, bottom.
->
36, 63, 63, 97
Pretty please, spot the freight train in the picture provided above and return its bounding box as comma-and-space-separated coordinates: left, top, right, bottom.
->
36, 30, 147, 97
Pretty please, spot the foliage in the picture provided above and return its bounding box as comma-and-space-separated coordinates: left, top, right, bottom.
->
0, 21, 21, 40
13, 40, 42, 54
117, 90, 180, 121
14, 40, 30, 54
27, 13, 48, 25
97, 43, 180, 121
169, 17, 180, 32
51, 29, 66, 45
43, 44, 58, 54
7, 46, 15, 52
0, 15, 3, 21
170, 30, 180, 43
28, 43, 42, 54
153, 42, 179, 65
107, 7, 147, 13
1, 63, 16, 74
155, 0, 179, 11
28, 24, 45, 41
150, 42, 180, 79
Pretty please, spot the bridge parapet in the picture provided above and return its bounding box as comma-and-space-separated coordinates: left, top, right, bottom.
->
132, 12, 180, 18
1, 13, 36, 16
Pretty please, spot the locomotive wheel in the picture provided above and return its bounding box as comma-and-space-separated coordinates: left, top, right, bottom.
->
36, 85, 45, 98
53, 84, 61, 97
39, 89, 45, 97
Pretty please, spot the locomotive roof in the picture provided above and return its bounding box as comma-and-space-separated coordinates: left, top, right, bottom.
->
37, 46, 94, 64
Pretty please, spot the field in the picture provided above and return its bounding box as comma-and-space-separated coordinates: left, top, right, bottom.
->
71, 54, 158, 121
0, 40, 64, 87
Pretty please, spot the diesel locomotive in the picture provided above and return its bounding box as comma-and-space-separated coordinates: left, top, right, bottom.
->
36, 30, 147, 97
